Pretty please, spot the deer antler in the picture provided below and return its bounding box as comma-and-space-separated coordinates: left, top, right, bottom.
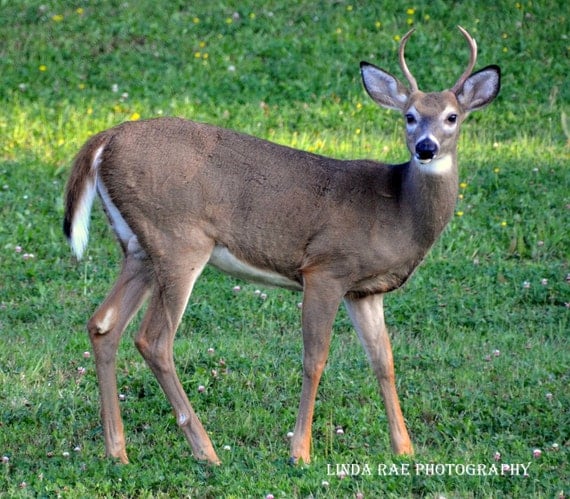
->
398, 28, 419, 92
451, 26, 478, 94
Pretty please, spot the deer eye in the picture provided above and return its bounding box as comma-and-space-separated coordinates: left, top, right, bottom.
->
405, 114, 416, 125
447, 114, 458, 124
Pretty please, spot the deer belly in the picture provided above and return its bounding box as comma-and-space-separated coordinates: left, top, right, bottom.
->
209, 245, 302, 291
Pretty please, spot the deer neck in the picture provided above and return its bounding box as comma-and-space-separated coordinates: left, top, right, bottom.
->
404, 152, 459, 246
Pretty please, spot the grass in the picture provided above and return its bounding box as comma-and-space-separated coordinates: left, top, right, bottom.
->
0, 0, 568, 497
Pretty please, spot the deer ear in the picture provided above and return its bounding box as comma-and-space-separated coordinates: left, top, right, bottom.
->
360, 62, 410, 111
456, 65, 501, 112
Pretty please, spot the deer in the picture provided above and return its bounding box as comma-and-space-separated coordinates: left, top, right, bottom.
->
63, 26, 500, 465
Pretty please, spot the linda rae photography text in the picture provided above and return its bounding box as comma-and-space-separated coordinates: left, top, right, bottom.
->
326, 461, 533, 478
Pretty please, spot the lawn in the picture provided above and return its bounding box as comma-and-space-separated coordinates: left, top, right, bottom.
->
0, 0, 568, 497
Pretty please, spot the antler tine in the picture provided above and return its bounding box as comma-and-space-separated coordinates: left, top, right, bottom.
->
398, 28, 419, 92
451, 25, 478, 94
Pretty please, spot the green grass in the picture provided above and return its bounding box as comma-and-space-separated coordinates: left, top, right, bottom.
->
1, 0, 568, 497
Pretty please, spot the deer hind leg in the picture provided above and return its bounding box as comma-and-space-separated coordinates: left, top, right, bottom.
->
87, 252, 153, 463
344, 293, 414, 455
289, 273, 344, 464
134, 242, 220, 464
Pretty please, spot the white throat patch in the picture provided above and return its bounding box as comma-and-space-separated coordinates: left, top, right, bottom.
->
416, 154, 453, 175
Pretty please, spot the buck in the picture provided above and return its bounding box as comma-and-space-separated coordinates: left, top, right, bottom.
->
63, 26, 500, 465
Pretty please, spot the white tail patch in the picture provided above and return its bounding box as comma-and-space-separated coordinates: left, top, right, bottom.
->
70, 146, 104, 259
69, 143, 142, 260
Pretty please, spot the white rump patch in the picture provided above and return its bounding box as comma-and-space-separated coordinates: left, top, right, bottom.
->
209, 245, 302, 290
97, 178, 139, 252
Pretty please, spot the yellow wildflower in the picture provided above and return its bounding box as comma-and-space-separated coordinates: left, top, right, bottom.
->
52, 14, 64, 22
130, 112, 141, 121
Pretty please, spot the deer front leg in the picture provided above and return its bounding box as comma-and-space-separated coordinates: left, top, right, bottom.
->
88, 254, 152, 463
344, 294, 414, 455
134, 249, 220, 465
290, 273, 344, 464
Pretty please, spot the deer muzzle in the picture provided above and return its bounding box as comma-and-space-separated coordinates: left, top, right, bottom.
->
415, 138, 439, 164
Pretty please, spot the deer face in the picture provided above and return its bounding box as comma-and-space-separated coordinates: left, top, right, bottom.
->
360, 26, 500, 174
404, 91, 462, 168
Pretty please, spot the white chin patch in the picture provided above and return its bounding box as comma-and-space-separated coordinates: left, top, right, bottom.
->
417, 154, 453, 174
418, 157, 433, 165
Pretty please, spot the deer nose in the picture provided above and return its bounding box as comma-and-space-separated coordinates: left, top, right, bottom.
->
415, 138, 438, 163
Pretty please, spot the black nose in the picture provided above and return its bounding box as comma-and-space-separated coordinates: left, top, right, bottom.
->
415, 138, 438, 161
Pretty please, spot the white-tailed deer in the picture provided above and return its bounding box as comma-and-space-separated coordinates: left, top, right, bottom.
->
64, 26, 500, 465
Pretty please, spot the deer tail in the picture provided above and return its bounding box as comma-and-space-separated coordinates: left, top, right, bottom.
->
63, 133, 109, 260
